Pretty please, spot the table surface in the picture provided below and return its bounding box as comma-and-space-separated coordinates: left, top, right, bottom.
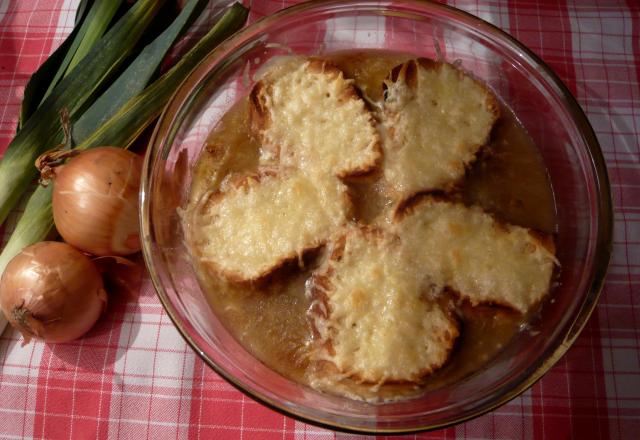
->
0, 0, 639, 439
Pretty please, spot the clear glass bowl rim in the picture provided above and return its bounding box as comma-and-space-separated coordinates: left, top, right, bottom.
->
140, 0, 613, 434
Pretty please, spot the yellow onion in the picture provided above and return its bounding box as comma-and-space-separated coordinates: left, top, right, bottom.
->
50, 147, 142, 256
0, 241, 107, 344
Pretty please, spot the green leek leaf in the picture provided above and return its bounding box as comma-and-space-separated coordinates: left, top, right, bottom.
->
0, 185, 54, 275
74, 0, 92, 26
73, 0, 210, 144
19, 0, 95, 128
64, 1, 125, 74
83, 3, 249, 150
42, 0, 126, 102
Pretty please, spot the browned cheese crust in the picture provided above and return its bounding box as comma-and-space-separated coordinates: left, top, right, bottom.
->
381, 58, 500, 199
250, 58, 382, 179
392, 195, 557, 313
308, 226, 459, 384
188, 168, 352, 284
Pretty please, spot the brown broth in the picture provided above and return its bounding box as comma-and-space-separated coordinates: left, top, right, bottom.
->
186, 51, 557, 400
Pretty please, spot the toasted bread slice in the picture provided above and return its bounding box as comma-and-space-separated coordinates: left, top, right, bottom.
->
382, 58, 499, 198
393, 196, 557, 313
308, 226, 459, 384
250, 58, 381, 178
190, 169, 351, 284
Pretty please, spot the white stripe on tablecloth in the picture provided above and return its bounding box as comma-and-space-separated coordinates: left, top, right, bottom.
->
53, 0, 80, 45
0, 1, 9, 22
324, 15, 387, 50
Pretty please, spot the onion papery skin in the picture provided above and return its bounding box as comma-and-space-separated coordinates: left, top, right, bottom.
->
52, 147, 142, 256
0, 241, 107, 343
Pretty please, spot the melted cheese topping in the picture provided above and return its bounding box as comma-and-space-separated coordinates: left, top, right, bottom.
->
394, 199, 556, 313
310, 228, 458, 383
192, 171, 350, 282
382, 60, 498, 197
255, 60, 380, 177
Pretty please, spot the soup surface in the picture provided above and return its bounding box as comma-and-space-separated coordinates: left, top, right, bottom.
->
184, 50, 557, 401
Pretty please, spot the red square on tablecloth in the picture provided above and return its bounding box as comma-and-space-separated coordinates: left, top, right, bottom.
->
197, 396, 244, 427
241, 398, 288, 431
73, 388, 103, 418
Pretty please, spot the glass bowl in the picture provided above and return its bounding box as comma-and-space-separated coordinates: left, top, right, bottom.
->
140, 0, 612, 434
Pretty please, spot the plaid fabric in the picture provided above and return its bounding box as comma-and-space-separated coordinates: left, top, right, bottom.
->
1, 0, 639, 438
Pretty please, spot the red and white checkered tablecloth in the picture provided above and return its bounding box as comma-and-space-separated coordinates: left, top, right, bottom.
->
0, 0, 638, 438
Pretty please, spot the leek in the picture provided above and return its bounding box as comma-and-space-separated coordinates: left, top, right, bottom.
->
19, 0, 95, 129
0, 0, 166, 226
42, 0, 125, 102
84, 3, 249, 149
73, 0, 209, 144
